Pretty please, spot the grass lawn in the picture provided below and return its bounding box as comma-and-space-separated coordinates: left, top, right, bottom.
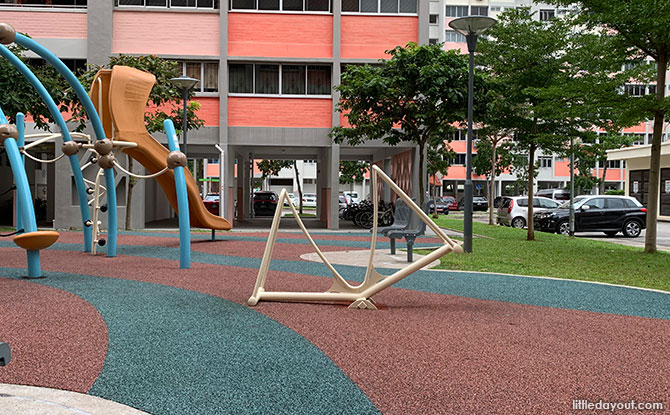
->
419, 217, 670, 292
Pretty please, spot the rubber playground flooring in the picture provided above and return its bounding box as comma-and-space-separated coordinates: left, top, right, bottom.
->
0, 230, 668, 414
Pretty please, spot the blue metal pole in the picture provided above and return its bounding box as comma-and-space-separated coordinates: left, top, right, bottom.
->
3, 130, 41, 277
0, 44, 93, 252
164, 119, 190, 269
13, 34, 117, 257
16, 112, 24, 233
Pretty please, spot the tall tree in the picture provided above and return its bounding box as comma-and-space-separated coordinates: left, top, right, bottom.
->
78, 55, 204, 229
331, 43, 481, 205
478, 8, 633, 240
550, 0, 670, 253
339, 160, 368, 186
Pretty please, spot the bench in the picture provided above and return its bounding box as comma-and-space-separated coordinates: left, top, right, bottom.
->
0, 342, 10, 366
376, 198, 412, 236
387, 198, 435, 262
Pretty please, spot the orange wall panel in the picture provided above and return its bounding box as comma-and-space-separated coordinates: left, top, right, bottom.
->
554, 160, 572, 178
0, 10, 86, 38
193, 97, 220, 127
447, 141, 467, 153
113, 11, 219, 56
341, 16, 417, 59
229, 13, 333, 58
228, 97, 332, 128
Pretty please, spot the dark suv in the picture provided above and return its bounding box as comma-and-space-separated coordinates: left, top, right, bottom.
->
253, 191, 279, 216
533, 195, 647, 237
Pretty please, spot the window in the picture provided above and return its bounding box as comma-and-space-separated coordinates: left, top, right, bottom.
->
447, 129, 465, 141
606, 198, 625, 209
445, 30, 466, 43
175, 61, 218, 93
429, 14, 438, 24
451, 154, 467, 165
539, 9, 555, 21
342, 0, 416, 13
648, 85, 657, 95
606, 160, 621, 169
445, 5, 467, 17
231, 0, 329, 11
624, 84, 646, 96
584, 198, 606, 209
229, 63, 331, 96
117, 0, 217, 7
470, 6, 487, 16
490, 6, 500, 12
428, 38, 438, 45
27, 58, 87, 74
539, 156, 552, 168
517, 198, 528, 207
2, 0, 87, 6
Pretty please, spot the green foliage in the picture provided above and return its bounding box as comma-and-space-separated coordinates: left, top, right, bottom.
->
605, 189, 625, 195
339, 161, 368, 184
0, 42, 73, 130
331, 43, 483, 202
256, 159, 293, 179
77, 54, 204, 134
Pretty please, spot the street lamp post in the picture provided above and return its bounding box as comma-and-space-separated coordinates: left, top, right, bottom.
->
448, 16, 497, 253
169, 75, 199, 158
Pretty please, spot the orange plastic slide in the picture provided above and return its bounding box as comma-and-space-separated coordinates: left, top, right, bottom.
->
90, 66, 231, 230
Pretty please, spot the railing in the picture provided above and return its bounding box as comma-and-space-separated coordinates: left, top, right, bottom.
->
0, 1, 87, 9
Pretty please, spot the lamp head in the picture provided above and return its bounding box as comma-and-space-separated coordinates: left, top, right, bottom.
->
448, 16, 497, 36
170, 76, 199, 92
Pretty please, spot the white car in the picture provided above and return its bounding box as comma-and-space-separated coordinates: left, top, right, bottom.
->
301, 193, 317, 208
284, 192, 298, 206
342, 191, 360, 204
497, 196, 560, 228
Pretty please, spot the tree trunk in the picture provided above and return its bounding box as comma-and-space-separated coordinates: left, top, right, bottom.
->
488, 141, 498, 226
125, 157, 135, 230
527, 123, 537, 241
418, 142, 425, 206
599, 164, 608, 195
431, 174, 438, 219
645, 54, 667, 254
293, 160, 303, 215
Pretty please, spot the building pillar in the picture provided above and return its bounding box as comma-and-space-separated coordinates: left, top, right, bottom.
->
87, 1, 113, 66
327, 144, 340, 229
383, 158, 392, 201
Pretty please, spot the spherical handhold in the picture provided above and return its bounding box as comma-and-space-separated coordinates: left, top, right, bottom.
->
0, 124, 18, 143
84, 220, 93, 227
86, 187, 94, 195
98, 154, 115, 170
0, 23, 16, 45
61, 141, 80, 156
97, 238, 106, 247
166, 151, 187, 169
93, 138, 113, 156
100, 204, 108, 213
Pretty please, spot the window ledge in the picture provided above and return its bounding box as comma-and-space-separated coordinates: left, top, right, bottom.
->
194, 92, 220, 98
114, 6, 219, 13
228, 93, 332, 99
229, 10, 332, 15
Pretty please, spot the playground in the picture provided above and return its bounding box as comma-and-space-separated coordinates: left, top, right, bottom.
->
0, 21, 668, 415
1, 229, 669, 414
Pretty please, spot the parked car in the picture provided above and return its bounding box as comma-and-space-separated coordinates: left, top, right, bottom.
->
338, 195, 348, 210
284, 192, 298, 207
253, 191, 279, 216
497, 196, 560, 228
493, 196, 503, 208
435, 196, 455, 214
535, 188, 570, 201
342, 191, 360, 204
457, 196, 488, 211
202, 193, 219, 215
533, 195, 647, 237
301, 193, 317, 208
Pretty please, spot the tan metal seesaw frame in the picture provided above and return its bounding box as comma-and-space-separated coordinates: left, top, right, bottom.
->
248, 165, 463, 309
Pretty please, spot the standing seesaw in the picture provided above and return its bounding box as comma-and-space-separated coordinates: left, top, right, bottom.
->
248, 164, 463, 309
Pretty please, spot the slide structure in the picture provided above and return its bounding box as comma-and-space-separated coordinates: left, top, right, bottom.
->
90, 66, 231, 231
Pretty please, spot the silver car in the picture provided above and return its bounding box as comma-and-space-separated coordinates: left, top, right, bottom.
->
497, 196, 560, 228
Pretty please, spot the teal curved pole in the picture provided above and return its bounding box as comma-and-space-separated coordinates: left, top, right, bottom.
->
0, 113, 41, 278
16, 112, 24, 233
0, 44, 92, 252
164, 119, 190, 269
14, 33, 117, 257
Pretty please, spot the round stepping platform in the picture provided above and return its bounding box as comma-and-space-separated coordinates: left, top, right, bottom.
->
13, 231, 59, 251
